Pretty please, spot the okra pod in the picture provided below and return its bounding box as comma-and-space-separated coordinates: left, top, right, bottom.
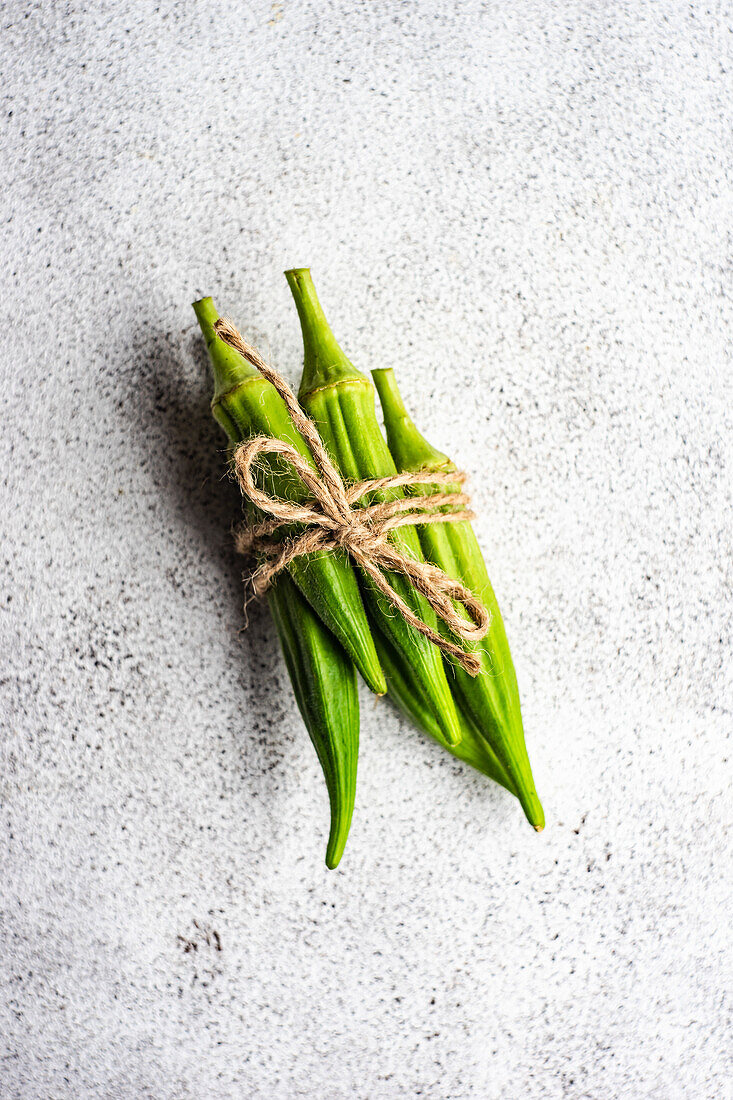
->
372, 367, 544, 831
193, 297, 386, 698
194, 297, 364, 867
285, 269, 463, 750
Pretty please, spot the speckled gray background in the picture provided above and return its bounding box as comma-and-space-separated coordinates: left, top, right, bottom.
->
1, 2, 731, 1097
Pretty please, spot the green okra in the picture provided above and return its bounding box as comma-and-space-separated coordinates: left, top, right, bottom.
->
193, 296, 386, 698
285, 268, 463, 750
372, 367, 544, 831
194, 296, 366, 867
268, 572, 358, 870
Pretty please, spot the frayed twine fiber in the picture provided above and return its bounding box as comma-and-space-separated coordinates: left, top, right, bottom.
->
214, 318, 489, 676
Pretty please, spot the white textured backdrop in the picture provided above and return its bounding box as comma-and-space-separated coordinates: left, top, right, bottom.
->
1, 2, 731, 1097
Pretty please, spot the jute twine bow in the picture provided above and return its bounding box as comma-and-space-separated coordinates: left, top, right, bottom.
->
214, 319, 490, 676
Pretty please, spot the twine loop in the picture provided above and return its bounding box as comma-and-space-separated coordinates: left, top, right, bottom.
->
214, 319, 490, 676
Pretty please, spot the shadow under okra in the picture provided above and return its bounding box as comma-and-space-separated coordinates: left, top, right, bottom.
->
118, 327, 298, 809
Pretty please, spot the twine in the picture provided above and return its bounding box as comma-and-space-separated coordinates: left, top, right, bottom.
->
214, 318, 489, 676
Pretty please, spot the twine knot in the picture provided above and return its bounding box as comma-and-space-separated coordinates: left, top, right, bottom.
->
214, 318, 490, 676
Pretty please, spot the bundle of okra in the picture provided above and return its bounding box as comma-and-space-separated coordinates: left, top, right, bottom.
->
193, 269, 543, 868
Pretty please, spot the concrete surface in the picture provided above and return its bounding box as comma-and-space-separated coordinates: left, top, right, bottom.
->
1, 2, 731, 1097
